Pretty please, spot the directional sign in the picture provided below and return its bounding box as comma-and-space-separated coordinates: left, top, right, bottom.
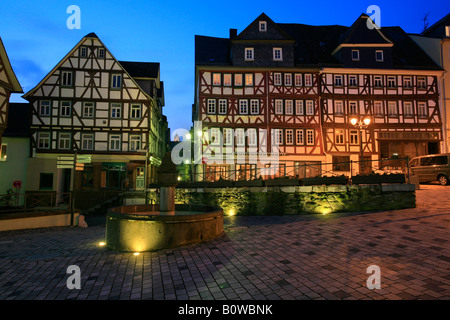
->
77, 155, 92, 164
57, 165, 74, 169
57, 156, 75, 161
75, 163, 85, 171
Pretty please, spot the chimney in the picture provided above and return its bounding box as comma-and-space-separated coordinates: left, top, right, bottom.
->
229, 28, 237, 39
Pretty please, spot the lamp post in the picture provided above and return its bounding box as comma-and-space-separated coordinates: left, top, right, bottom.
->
350, 117, 371, 174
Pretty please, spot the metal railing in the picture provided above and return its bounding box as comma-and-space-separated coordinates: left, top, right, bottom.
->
177, 157, 410, 183
0, 192, 72, 214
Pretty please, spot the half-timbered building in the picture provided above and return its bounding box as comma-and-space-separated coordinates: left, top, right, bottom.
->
0, 36, 22, 151
194, 13, 443, 180
23, 33, 168, 199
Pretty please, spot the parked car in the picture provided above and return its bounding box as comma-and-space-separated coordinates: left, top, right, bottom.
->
409, 153, 450, 185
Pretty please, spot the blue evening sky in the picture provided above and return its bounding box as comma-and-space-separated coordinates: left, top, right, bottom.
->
1, 0, 449, 137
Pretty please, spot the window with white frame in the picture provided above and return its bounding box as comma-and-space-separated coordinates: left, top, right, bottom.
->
295, 100, 304, 115
374, 101, 384, 116
213, 73, 221, 86
273, 48, 283, 61
223, 74, 232, 86
403, 101, 413, 117
352, 50, 360, 61
223, 128, 233, 146
304, 74, 313, 86
259, 21, 267, 32
285, 100, 293, 115
58, 132, 71, 150
236, 129, 245, 146
61, 71, 73, 87
239, 99, 248, 114
207, 99, 216, 114
350, 130, 359, 145
130, 104, 142, 119
38, 132, 50, 149
335, 101, 344, 115
248, 129, 257, 146
334, 75, 343, 87
111, 103, 122, 118
83, 102, 94, 118
285, 129, 294, 145
98, 48, 105, 58
39, 100, 51, 116
274, 73, 282, 86
284, 73, 292, 86
306, 100, 314, 115
375, 50, 384, 62
403, 76, 412, 89
417, 77, 426, 89
418, 102, 427, 117
245, 48, 254, 61
388, 101, 397, 116
111, 74, 122, 89
275, 99, 283, 114
274, 129, 283, 145
60, 101, 72, 117
129, 135, 141, 151
294, 74, 302, 86
109, 134, 121, 151
218, 99, 227, 114
306, 129, 314, 145
335, 129, 344, 144
387, 76, 396, 88
296, 129, 304, 145
349, 75, 358, 87
349, 101, 358, 115
250, 99, 259, 114
80, 46, 87, 57
81, 133, 94, 150
374, 76, 383, 88
210, 128, 220, 145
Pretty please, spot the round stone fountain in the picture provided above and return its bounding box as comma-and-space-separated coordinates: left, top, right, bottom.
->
105, 152, 224, 252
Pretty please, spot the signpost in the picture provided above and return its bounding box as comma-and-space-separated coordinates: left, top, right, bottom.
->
12, 180, 22, 207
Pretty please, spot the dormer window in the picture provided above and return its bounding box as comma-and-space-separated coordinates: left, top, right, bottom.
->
259, 21, 267, 32
352, 50, 360, 61
245, 48, 254, 61
273, 48, 283, 61
376, 50, 384, 62
445, 26, 450, 37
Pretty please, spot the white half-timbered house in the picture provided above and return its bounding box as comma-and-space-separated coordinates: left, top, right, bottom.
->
23, 33, 167, 201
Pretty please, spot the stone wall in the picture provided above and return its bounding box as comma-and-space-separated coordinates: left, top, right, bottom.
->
144, 184, 416, 216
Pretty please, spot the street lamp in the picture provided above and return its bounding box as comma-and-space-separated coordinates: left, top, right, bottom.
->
350, 117, 371, 174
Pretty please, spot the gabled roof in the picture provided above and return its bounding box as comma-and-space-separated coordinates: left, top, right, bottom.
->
119, 61, 160, 79
3, 102, 31, 137
0, 37, 22, 93
234, 12, 293, 41
195, 12, 441, 70
422, 13, 450, 38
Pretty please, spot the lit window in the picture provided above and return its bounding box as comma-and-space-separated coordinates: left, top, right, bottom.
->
245, 74, 253, 86
0, 144, 7, 161
213, 73, 221, 86
223, 74, 232, 86
234, 74, 243, 86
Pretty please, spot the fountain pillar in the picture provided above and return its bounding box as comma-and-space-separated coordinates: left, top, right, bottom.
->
157, 151, 179, 215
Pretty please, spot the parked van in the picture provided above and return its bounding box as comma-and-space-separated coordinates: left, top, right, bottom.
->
409, 153, 450, 185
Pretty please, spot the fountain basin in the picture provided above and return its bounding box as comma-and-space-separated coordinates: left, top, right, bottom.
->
105, 204, 224, 252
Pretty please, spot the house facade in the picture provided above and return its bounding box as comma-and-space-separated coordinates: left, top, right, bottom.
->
410, 14, 450, 153
0, 37, 22, 151
193, 13, 443, 181
23, 33, 168, 203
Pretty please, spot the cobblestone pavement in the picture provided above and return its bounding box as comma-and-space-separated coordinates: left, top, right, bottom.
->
0, 184, 449, 300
